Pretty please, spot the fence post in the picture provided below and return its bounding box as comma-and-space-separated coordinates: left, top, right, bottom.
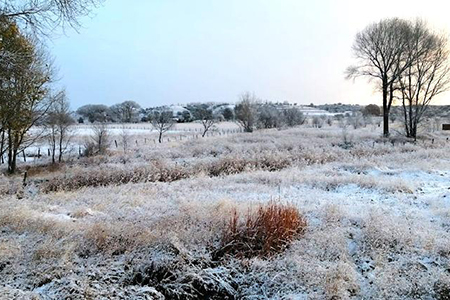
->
23, 171, 28, 187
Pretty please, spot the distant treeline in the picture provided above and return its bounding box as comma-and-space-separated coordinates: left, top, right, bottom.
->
75, 101, 450, 124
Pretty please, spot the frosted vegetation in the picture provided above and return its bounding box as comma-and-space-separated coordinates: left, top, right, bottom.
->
1, 123, 450, 299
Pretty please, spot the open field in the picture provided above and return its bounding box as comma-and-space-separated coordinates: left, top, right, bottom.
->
1, 124, 450, 299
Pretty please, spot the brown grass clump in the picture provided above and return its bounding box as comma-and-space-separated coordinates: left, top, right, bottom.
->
214, 202, 307, 259
41, 163, 190, 193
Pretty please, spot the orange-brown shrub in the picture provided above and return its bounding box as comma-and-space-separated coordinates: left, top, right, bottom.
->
214, 202, 307, 259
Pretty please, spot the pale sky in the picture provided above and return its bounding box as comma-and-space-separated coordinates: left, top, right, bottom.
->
49, 0, 450, 108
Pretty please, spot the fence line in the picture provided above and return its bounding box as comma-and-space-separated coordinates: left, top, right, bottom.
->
3, 133, 449, 164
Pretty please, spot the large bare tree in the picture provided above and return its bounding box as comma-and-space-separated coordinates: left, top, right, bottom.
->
398, 21, 450, 139
346, 18, 414, 137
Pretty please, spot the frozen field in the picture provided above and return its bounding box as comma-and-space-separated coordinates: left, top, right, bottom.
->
1, 125, 450, 299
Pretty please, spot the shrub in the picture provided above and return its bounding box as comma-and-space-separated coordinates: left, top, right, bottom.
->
214, 202, 307, 259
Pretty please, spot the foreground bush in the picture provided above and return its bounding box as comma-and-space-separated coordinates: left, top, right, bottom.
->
214, 202, 307, 259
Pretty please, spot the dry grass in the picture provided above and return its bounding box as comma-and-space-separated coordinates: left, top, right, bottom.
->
215, 202, 307, 259
1, 126, 450, 298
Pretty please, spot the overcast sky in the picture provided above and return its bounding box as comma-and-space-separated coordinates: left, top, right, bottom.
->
49, 0, 450, 108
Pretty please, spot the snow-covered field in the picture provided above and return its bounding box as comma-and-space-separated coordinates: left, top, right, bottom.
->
1, 125, 450, 299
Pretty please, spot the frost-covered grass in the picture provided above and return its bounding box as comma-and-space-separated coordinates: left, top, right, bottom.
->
1, 125, 450, 299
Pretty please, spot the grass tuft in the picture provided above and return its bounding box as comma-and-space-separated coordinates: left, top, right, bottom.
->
215, 202, 307, 259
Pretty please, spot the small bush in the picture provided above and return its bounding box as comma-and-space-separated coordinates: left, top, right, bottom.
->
214, 202, 307, 259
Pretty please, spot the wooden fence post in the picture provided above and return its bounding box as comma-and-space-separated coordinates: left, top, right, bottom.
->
23, 171, 28, 187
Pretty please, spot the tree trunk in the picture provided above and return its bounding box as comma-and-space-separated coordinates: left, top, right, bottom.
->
7, 129, 14, 174
158, 131, 162, 143
409, 101, 413, 138
0, 130, 4, 163
51, 143, 56, 164
382, 85, 390, 137
58, 132, 63, 163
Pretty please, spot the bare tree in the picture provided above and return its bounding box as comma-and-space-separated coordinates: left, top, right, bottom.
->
150, 110, 174, 143
45, 90, 74, 163
119, 125, 130, 153
235, 92, 258, 132
110, 100, 141, 123
84, 122, 109, 156
192, 106, 217, 137
348, 111, 363, 129
398, 21, 450, 139
347, 18, 414, 137
0, 0, 102, 34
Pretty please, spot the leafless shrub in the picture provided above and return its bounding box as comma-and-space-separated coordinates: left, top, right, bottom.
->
312, 116, 324, 128
84, 122, 110, 156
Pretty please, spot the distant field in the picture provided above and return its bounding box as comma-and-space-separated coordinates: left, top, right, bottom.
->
1, 124, 450, 298
23, 121, 242, 162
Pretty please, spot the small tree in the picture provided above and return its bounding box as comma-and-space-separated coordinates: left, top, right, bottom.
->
45, 90, 74, 163
119, 125, 130, 154
363, 104, 381, 117
257, 105, 282, 129
235, 92, 258, 132
283, 107, 306, 127
150, 110, 174, 143
348, 112, 363, 129
180, 110, 192, 122
222, 107, 234, 121
194, 107, 217, 137
312, 116, 324, 128
89, 122, 109, 155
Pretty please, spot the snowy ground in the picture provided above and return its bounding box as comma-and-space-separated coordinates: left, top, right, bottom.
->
0, 126, 450, 299
19, 122, 242, 162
